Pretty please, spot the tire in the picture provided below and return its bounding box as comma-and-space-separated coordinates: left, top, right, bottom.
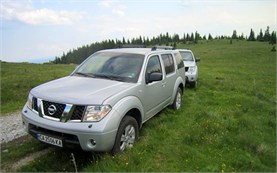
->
172, 87, 183, 110
111, 116, 139, 155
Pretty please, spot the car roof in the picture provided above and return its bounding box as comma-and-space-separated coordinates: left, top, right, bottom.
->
98, 48, 176, 56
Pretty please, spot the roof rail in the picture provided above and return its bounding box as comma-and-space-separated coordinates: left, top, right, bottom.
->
120, 44, 146, 48
151, 45, 174, 51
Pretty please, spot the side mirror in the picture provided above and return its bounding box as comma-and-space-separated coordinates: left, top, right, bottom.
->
146, 72, 162, 84
195, 58, 200, 62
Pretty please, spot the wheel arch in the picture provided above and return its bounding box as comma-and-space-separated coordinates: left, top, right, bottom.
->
112, 96, 144, 129
125, 108, 142, 128
170, 77, 185, 104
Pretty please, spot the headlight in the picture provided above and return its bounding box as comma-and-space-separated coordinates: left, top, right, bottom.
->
27, 93, 33, 109
83, 105, 112, 122
189, 67, 195, 72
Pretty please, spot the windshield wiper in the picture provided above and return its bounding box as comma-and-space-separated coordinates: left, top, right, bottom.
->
74, 72, 95, 78
93, 73, 124, 82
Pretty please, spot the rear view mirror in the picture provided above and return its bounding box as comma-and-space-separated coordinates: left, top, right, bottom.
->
146, 72, 162, 84
195, 58, 200, 62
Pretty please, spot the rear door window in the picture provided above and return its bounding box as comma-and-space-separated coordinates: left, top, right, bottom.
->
161, 54, 175, 75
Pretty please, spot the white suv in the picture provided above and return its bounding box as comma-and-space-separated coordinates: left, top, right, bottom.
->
178, 49, 200, 88
21, 46, 186, 154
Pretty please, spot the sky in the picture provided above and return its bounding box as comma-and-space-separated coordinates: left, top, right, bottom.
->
1, 0, 276, 63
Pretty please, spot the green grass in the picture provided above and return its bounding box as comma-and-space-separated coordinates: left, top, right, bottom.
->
0, 62, 75, 114
0, 136, 50, 171
1, 40, 276, 172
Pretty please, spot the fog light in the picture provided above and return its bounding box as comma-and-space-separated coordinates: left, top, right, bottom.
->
90, 139, 96, 146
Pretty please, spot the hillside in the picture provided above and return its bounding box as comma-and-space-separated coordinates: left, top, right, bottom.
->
1, 40, 275, 172
0, 63, 75, 114
52, 30, 276, 65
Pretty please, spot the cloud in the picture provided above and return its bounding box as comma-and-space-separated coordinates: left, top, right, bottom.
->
111, 4, 126, 17
98, 0, 126, 17
1, 1, 86, 25
98, 0, 118, 8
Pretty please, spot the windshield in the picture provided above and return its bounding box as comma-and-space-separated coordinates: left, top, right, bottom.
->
74, 52, 144, 83
180, 51, 194, 61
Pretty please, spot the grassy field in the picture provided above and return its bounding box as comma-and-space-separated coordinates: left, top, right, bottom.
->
1, 63, 75, 114
1, 39, 276, 172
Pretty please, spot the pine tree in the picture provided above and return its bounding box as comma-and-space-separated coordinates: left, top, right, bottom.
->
139, 36, 143, 44
173, 34, 180, 43
61, 52, 66, 63
173, 42, 177, 48
208, 33, 213, 40
182, 33, 186, 44
194, 32, 198, 44
186, 33, 190, 42
190, 33, 194, 42
166, 32, 169, 40
232, 30, 238, 39
239, 33, 245, 40
247, 29, 256, 41
257, 29, 264, 41
264, 26, 270, 41
269, 31, 276, 45
145, 37, 150, 46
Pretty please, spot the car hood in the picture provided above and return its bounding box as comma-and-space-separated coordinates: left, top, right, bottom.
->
31, 76, 133, 105
183, 61, 196, 67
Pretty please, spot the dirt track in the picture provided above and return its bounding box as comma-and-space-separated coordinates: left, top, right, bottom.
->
1, 111, 27, 144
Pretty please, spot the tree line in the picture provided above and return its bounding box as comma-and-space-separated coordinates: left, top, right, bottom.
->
53, 26, 276, 64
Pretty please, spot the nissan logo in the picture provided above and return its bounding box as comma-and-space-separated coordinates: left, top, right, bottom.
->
48, 105, 57, 115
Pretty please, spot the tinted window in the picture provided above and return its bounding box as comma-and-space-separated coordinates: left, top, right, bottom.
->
180, 51, 194, 61
75, 52, 144, 83
174, 52, 184, 69
146, 55, 162, 74
146, 55, 162, 82
161, 54, 175, 75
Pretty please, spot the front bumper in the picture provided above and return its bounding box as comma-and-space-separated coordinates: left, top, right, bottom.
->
21, 103, 118, 152
185, 70, 198, 82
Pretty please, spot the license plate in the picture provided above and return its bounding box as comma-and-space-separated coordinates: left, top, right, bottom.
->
37, 134, 63, 147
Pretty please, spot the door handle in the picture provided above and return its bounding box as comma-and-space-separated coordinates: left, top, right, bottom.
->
162, 82, 166, 87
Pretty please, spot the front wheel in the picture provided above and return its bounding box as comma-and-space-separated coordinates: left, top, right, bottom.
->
111, 116, 139, 155
172, 87, 183, 110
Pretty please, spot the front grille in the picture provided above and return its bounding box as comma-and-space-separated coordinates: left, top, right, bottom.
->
71, 106, 86, 120
185, 67, 189, 72
33, 98, 86, 121
43, 100, 66, 119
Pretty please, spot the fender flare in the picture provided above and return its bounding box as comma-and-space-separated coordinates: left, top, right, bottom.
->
106, 96, 144, 130
170, 76, 185, 104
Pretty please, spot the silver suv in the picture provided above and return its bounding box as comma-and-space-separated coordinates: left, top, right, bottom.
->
178, 49, 200, 88
21, 47, 186, 154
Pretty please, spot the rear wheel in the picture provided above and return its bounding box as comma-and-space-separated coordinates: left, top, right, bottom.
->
172, 87, 183, 110
111, 116, 139, 155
